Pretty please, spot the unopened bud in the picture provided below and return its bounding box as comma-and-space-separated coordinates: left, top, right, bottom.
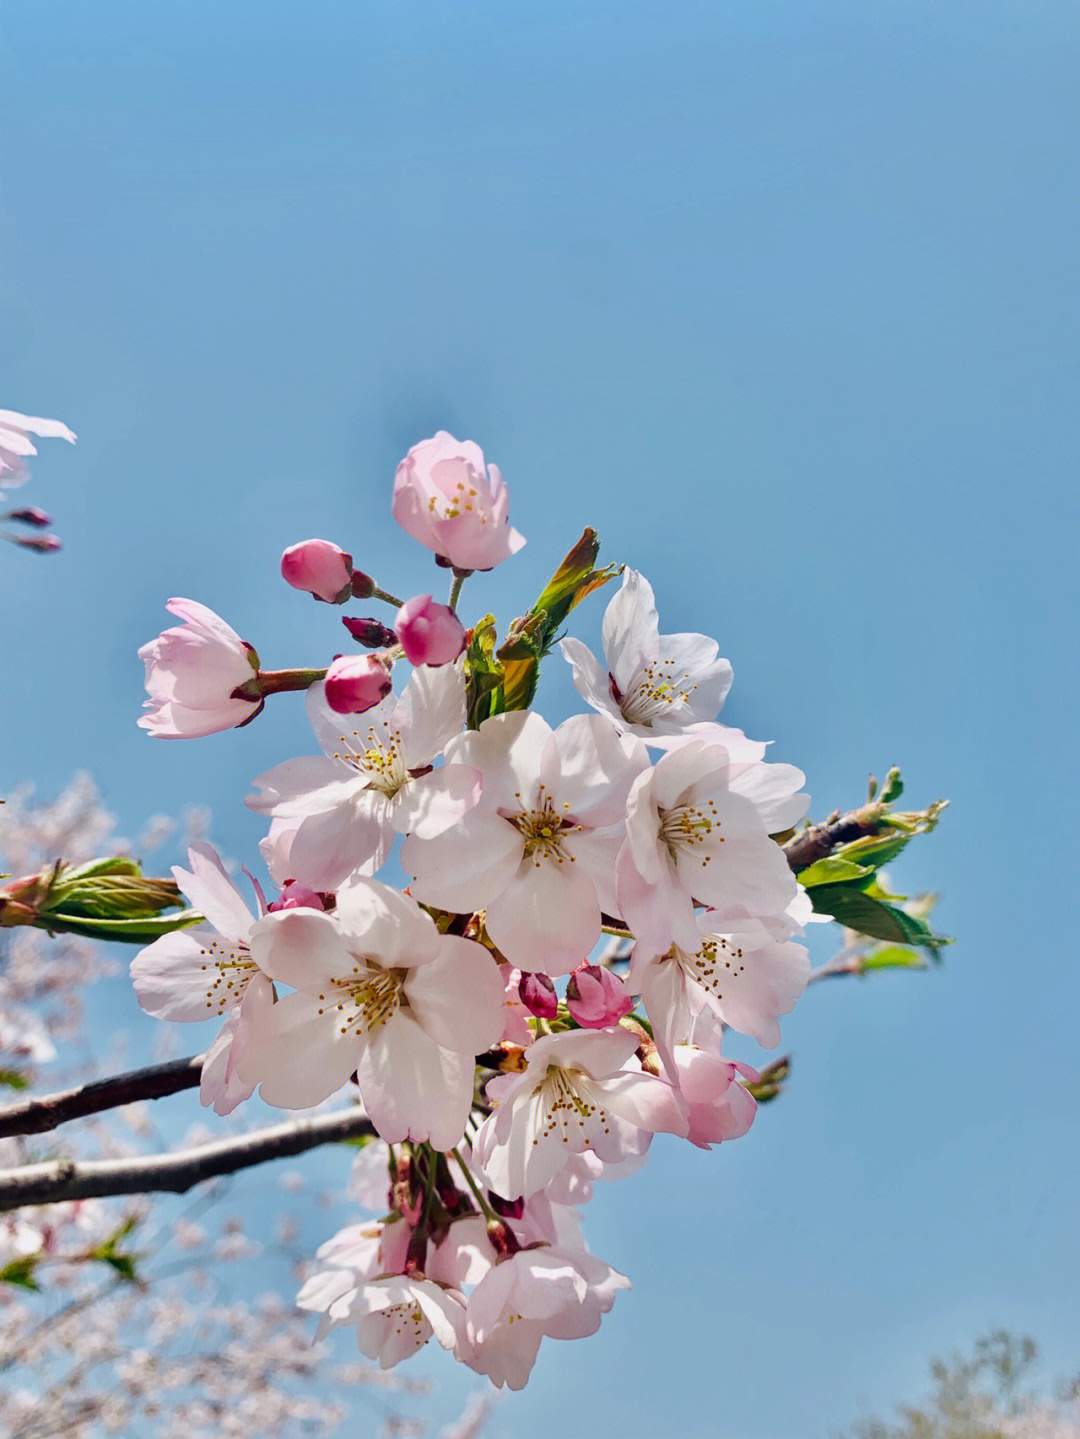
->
12, 534, 62, 553
394, 595, 467, 667
518, 970, 559, 1020
341, 615, 397, 648
6, 506, 52, 527
280, 539, 354, 603
489, 1191, 525, 1220
324, 654, 392, 715
350, 570, 375, 599
485, 1219, 520, 1258
566, 963, 633, 1028
268, 881, 325, 912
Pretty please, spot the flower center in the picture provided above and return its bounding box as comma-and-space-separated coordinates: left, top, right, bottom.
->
618, 658, 698, 727
665, 935, 745, 1000
331, 724, 407, 799
658, 800, 722, 865
316, 961, 405, 1037
502, 787, 581, 866
426, 466, 486, 522
198, 940, 257, 1015
536, 1066, 612, 1145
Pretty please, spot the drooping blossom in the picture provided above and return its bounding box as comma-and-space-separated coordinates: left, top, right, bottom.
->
463, 1243, 630, 1390
248, 662, 480, 891
559, 567, 733, 745
300, 1271, 467, 1369
627, 910, 809, 1064
138, 599, 262, 738
394, 594, 466, 666
280, 539, 354, 603
473, 1027, 688, 1200
402, 710, 648, 974
392, 432, 525, 571
324, 654, 393, 714
667, 1045, 760, 1148
245, 876, 505, 1147
616, 737, 806, 957
130, 842, 275, 1114
0, 408, 76, 488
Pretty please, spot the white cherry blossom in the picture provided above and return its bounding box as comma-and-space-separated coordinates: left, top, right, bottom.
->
559, 567, 733, 745
247, 661, 479, 891
302, 1273, 467, 1370
245, 877, 505, 1147
402, 709, 647, 974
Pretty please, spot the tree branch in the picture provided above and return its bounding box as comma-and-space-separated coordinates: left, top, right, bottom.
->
782, 801, 888, 872
0, 1108, 376, 1211
0, 1055, 206, 1140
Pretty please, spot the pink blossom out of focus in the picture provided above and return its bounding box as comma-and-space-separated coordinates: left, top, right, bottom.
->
565, 963, 633, 1028
137, 598, 261, 739
323, 654, 392, 715
392, 431, 525, 571
267, 881, 326, 912
0, 408, 76, 487
393, 594, 466, 666
280, 538, 354, 604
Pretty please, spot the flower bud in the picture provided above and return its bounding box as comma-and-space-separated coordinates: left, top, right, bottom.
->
518, 970, 559, 1020
268, 881, 326, 912
324, 654, 392, 715
341, 615, 397, 648
350, 570, 375, 599
393, 594, 467, 667
6, 506, 52, 527
12, 534, 62, 553
565, 963, 633, 1029
280, 539, 354, 604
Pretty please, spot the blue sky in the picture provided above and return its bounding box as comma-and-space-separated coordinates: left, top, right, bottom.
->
2, 3, 1078, 1435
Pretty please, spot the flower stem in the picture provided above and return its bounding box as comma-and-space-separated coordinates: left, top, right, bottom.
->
254, 668, 327, 696
600, 923, 634, 939
450, 1147, 498, 1223
447, 571, 469, 613
370, 584, 405, 609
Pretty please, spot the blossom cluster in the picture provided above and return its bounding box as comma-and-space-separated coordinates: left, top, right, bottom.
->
132, 431, 814, 1389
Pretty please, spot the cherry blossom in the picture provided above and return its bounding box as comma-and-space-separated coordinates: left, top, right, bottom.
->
473, 1027, 688, 1199
565, 962, 633, 1028
0, 407, 76, 487
394, 593, 467, 666
559, 567, 733, 745
138, 599, 262, 738
245, 876, 505, 1147
402, 709, 647, 973
324, 653, 393, 714
667, 1045, 760, 1147
616, 736, 804, 956
392, 431, 525, 570
304, 1273, 468, 1370
248, 661, 480, 891
280, 538, 354, 603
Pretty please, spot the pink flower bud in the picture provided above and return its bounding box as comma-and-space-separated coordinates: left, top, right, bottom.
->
394, 594, 467, 667
518, 970, 559, 1020
280, 539, 354, 604
565, 963, 633, 1029
341, 615, 397, 648
324, 654, 392, 714
11, 533, 62, 553
138, 598, 262, 738
6, 506, 52, 527
268, 881, 326, 912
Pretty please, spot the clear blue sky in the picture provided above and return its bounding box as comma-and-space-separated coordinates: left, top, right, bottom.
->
2, 3, 1078, 1435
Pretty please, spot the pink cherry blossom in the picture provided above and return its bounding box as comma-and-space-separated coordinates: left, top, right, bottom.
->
300, 1271, 467, 1369
392, 432, 525, 571
616, 737, 805, 957
138, 598, 262, 738
668, 1045, 759, 1147
324, 653, 393, 714
245, 876, 505, 1147
280, 538, 354, 603
473, 1027, 688, 1200
248, 661, 480, 891
565, 962, 633, 1028
559, 567, 733, 745
393, 594, 466, 666
0, 408, 76, 488
402, 709, 648, 974
627, 911, 809, 1065
130, 843, 273, 1115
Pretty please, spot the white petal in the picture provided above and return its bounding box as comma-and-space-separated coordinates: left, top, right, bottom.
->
403, 935, 505, 1054
483, 861, 600, 974
248, 907, 351, 991
558, 637, 623, 726
602, 569, 660, 695
357, 1015, 473, 1150
396, 661, 467, 767
389, 765, 481, 838
254, 992, 361, 1109
174, 842, 255, 942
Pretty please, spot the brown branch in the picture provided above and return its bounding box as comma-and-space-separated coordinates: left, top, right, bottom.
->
782, 801, 888, 872
0, 1055, 206, 1140
0, 1108, 376, 1211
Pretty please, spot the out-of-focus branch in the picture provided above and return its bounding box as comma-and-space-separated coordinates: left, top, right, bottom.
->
0, 1055, 206, 1139
0, 1108, 376, 1211
782, 801, 891, 872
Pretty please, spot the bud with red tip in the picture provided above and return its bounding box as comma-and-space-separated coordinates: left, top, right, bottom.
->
565, 963, 633, 1028
394, 594, 467, 667
5, 506, 52, 527
342, 615, 398, 648
280, 539, 354, 604
518, 970, 559, 1020
324, 653, 393, 714
10, 534, 62, 553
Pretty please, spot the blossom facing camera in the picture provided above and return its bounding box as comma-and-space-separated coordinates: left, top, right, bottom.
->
0, 408, 76, 488
280, 539, 354, 603
394, 595, 466, 666
138, 599, 262, 739
392, 432, 525, 571
324, 654, 393, 715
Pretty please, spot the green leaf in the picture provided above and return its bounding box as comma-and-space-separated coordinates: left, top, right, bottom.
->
808, 883, 949, 953
796, 857, 873, 887
0, 1255, 41, 1290
496, 613, 547, 713
0, 1068, 29, 1090
861, 946, 928, 971
86, 1217, 142, 1284
36, 910, 204, 943
463, 614, 505, 729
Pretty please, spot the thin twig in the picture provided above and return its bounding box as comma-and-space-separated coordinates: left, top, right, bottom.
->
0, 1054, 206, 1139
0, 1108, 375, 1211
